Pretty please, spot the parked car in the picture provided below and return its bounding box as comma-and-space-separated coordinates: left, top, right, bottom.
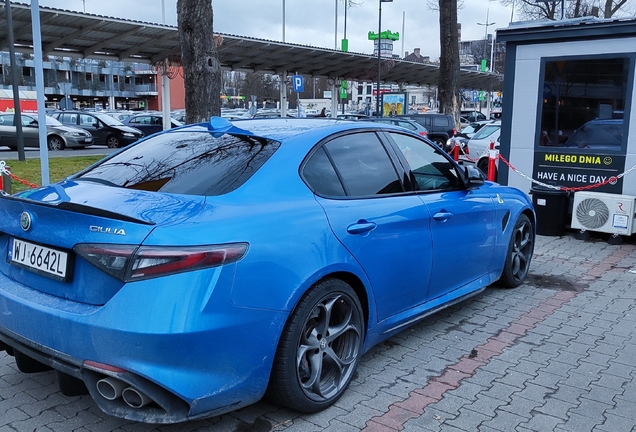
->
460, 110, 487, 123
336, 113, 370, 120
0, 113, 93, 150
464, 121, 501, 180
445, 120, 491, 153
103, 111, 136, 122
51, 110, 144, 148
0, 117, 534, 423
171, 110, 186, 123
123, 113, 182, 136
360, 117, 429, 137
394, 113, 457, 147
562, 118, 623, 150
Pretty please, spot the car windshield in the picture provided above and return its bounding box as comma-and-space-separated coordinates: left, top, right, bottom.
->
94, 113, 124, 126
471, 124, 500, 140
74, 130, 280, 195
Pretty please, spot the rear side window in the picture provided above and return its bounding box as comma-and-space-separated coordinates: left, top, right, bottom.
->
74, 131, 280, 196
58, 113, 78, 125
302, 147, 346, 196
323, 132, 403, 196
433, 116, 450, 127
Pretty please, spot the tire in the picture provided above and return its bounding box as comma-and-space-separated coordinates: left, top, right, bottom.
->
266, 278, 364, 413
432, 137, 445, 148
477, 158, 497, 182
47, 135, 65, 151
498, 214, 534, 288
106, 135, 121, 148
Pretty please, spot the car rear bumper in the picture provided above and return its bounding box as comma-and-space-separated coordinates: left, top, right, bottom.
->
0, 270, 287, 423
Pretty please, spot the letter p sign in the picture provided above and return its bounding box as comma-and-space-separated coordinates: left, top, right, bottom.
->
293, 75, 304, 92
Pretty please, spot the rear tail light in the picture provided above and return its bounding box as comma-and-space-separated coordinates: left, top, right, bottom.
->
452, 127, 457, 136
74, 243, 248, 282
419, 131, 428, 137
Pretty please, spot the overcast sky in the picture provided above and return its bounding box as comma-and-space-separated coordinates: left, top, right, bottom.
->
34, 0, 515, 61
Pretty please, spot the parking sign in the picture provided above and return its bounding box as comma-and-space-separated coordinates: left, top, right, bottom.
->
293, 75, 304, 92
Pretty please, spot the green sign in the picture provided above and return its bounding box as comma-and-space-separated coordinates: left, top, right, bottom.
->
340, 89, 347, 99
478, 91, 485, 101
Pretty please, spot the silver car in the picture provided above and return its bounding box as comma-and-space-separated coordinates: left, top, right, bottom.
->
0, 113, 94, 150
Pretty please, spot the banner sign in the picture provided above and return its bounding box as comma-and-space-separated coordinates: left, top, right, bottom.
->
533, 150, 625, 193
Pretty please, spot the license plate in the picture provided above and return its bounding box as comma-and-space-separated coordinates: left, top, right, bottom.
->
85, 138, 92, 143
8, 238, 69, 280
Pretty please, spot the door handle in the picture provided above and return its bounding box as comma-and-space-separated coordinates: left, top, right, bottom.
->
347, 221, 377, 235
433, 211, 453, 222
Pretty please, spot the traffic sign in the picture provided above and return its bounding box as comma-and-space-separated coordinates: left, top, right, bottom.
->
472, 91, 478, 103
293, 75, 304, 92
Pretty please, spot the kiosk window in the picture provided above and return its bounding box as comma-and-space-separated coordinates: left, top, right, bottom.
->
538, 57, 629, 150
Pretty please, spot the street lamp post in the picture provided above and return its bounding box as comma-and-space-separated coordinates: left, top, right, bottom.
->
477, 8, 495, 71
376, 0, 393, 117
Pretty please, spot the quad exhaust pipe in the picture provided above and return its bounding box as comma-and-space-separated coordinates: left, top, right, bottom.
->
96, 376, 153, 408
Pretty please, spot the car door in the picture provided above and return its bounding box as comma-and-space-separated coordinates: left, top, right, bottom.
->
19, 114, 41, 148
304, 131, 433, 322
386, 132, 497, 301
0, 113, 17, 147
79, 113, 107, 145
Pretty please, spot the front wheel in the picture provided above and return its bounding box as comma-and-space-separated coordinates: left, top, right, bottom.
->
47, 135, 65, 151
266, 278, 364, 413
498, 214, 534, 288
106, 135, 121, 148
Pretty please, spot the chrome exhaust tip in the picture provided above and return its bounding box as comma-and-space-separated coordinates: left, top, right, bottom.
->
96, 376, 128, 400
122, 386, 152, 408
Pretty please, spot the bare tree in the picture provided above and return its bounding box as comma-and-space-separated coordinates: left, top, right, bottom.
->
502, 0, 633, 20
438, 0, 461, 126
177, 0, 221, 124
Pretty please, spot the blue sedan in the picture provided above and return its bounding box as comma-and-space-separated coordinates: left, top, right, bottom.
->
0, 118, 535, 423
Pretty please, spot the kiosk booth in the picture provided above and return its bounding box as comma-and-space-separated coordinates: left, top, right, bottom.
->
497, 17, 636, 238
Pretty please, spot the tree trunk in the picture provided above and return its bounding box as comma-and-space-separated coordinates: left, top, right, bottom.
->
177, 0, 221, 124
438, 0, 460, 127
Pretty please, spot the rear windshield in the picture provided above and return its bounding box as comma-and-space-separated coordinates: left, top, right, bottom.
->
74, 130, 280, 195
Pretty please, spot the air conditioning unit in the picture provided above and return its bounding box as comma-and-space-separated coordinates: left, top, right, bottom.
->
571, 191, 636, 236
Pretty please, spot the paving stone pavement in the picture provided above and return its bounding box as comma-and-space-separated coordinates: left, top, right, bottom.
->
1, 233, 635, 432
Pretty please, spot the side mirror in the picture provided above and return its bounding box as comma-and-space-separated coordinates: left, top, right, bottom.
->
93, 122, 100, 129
465, 165, 485, 187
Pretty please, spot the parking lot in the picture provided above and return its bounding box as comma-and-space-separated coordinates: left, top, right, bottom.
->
1, 232, 634, 431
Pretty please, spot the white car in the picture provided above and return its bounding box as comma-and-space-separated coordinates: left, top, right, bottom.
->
463, 121, 501, 180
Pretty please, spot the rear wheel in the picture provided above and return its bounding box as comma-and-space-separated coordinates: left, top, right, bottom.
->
47, 135, 65, 151
498, 214, 534, 288
106, 135, 121, 148
266, 278, 364, 412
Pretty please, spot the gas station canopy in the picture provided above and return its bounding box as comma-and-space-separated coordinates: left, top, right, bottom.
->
0, 1, 503, 91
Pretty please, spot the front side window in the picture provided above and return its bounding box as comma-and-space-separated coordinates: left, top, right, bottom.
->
323, 132, 403, 196
389, 132, 463, 191
79, 114, 96, 126
73, 131, 280, 196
